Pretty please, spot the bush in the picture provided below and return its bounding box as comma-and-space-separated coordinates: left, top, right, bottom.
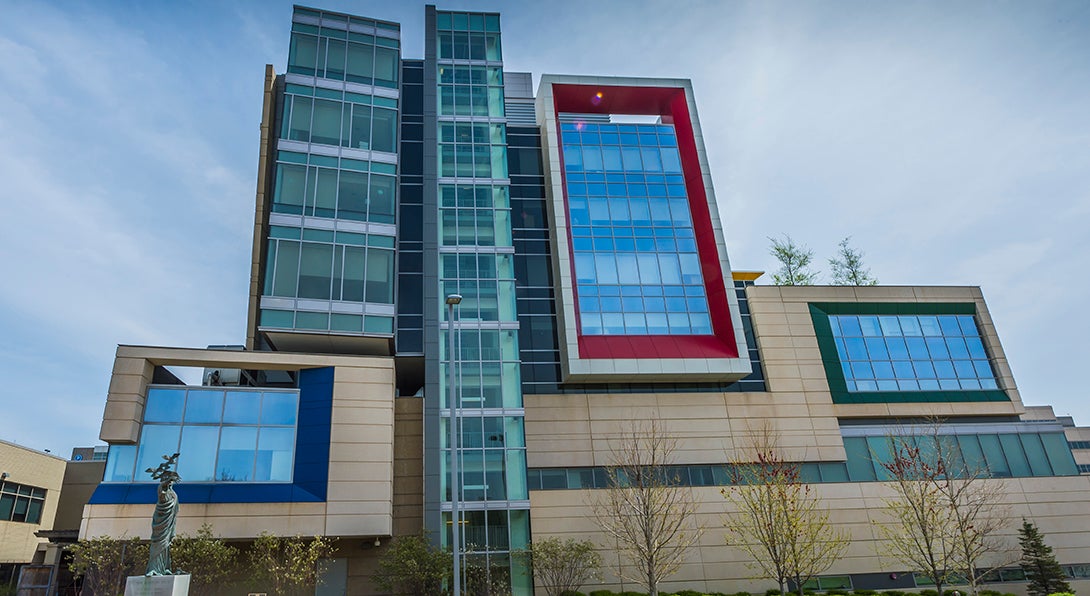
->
919, 590, 939, 596
589, 591, 619, 596
767, 590, 784, 596
559, 591, 587, 596
852, 591, 877, 596
675, 591, 706, 596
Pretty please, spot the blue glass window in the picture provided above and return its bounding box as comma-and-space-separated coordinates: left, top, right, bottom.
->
830, 314, 998, 393
560, 121, 709, 335
107, 386, 299, 483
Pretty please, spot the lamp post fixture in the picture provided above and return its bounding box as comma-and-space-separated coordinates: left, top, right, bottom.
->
445, 293, 463, 596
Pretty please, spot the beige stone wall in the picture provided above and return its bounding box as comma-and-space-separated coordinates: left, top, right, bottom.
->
84, 346, 398, 541
0, 440, 67, 563
529, 474, 1090, 594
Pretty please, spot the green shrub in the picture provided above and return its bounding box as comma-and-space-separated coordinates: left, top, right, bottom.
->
919, 590, 939, 596
589, 591, 616, 596
675, 591, 706, 596
853, 590, 878, 596
882, 591, 904, 596
767, 590, 784, 596
979, 591, 1002, 596
828, 591, 851, 596
732, 592, 753, 596
559, 591, 587, 596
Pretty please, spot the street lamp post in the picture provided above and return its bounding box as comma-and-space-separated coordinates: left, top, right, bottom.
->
445, 294, 463, 596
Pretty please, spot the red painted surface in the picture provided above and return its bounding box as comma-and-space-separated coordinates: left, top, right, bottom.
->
550, 82, 740, 361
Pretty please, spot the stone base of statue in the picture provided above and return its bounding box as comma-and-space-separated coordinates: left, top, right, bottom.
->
124, 574, 190, 596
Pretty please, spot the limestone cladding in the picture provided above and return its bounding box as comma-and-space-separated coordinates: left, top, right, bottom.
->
529, 475, 1090, 595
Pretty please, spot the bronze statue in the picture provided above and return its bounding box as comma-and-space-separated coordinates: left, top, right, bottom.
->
145, 453, 181, 576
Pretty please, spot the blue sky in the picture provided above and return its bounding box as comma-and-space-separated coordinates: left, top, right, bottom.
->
1, 1, 1088, 455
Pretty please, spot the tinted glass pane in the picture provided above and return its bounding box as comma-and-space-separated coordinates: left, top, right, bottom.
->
104, 444, 137, 482
256, 427, 295, 482
262, 393, 299, 426
223, 390, 262, 424
178, 426, 219, 482
144, 388, 185, 423
1019, 433, 1052, 476
136, 425, 181, 480
844, 437, 876, 481
217, 427, 257, 482
183, 389, 224, 424
1040, 432, 1078, 476
999, 434, 1031, 477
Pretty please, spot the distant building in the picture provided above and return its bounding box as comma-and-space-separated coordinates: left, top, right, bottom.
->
0, 439, 66, 589
77, 5, 1090, 595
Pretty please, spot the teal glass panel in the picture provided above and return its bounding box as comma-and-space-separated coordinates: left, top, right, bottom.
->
1040, 433, 1078, 476
136, 425, 181, 479
259, 309, 294, 329
956, 434, 987, 474
177, 426, 219, 481
331, 313, 363, 332
368, 234, 396, 249
314, 87, 341, 101
372, 162, 397, 175
374, 46, 399, 87
364, 315, 394, 333
866, 436, 895, 480
505, 450, 528, 500
277, 151, 308, 164
345, 42, 373, 84
271, 240, 300, 297
342, 246, 365, 301
369, 174, 396, 223
288, 33, 318, 75
222, 390, 261, 424
341, 158, 369, 172
298, 243, 333, 299
310, 154, 338, 168
365, 250, 394, 303
485, 14, 500, 32
373, 96, 398, 109
977, 434, 1010, 477
145, 388, 186, 423
302, 228, 335, 243
844, 437, 876, 481
334, 231, 367, 246
311, 99, 342, 145
818, 462, 849, 482
183, 389, 224, 424
269, 225, 302, 240
1019, 433, 1053, 476
217, 427, 257, 482
256, 427, 295, 481
371, 108, 397, 153
262, 392, 299, 426
287, 96, 312, 142
284, 83, 313, 96
999, 434, 1031, 476
274, 164, 307, 211
104, 444, 137, 482
295, 311, 329, 330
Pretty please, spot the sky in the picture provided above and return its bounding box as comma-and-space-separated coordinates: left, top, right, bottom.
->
1, 1, 1088, 456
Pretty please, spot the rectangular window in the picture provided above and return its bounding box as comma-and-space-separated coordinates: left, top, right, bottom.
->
106, 386, 299, 483
0, 481, 47, 524
559, 121, 710, 336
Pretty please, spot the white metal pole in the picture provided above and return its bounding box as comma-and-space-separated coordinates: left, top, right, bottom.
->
446, 294, 462, 596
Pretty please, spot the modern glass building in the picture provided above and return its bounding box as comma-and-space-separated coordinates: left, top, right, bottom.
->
79, 5, 1090, 596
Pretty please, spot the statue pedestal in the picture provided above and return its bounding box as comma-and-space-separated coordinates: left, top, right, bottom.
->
124, 574, 190, 596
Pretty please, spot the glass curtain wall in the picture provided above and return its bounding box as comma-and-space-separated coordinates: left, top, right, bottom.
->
432, 10, 531, 595
259, 7, 401, 335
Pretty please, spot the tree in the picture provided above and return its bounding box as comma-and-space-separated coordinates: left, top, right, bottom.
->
1019, 520, 1072, 596
247, 532, 337, 596
525, 537, 602, 596
769, 235, 818, 286
877, 429, 1012, 596
171, 523, 240, 596
68, 535, 148, 596
721, 429, 848, 596
829, 237, 877, 286
591, 420, 702, 596
372, 534, 452, 596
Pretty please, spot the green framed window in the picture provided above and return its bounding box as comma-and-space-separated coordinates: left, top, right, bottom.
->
810, 303, 1009, 404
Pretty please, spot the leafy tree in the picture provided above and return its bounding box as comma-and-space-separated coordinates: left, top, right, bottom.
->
525, 537, 602, 596
171, 523, 240, 596
769, 235, 818, 286
1018, 520, 1072, 596
829, 237, 877, 286
463, 551, 513, 596
247, 532, 336, 596
591, 420, 702, 596
877, 428, 1012, 596
68, 535, 147, 596
722, 428, 848, 596
372, 534, 452, 596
